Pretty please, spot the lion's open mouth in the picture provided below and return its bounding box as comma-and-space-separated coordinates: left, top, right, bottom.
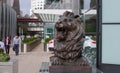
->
56, 32, 66, 41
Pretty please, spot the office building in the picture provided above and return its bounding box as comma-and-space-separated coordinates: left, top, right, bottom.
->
13, 0, 20, 17
0, 1, 17, 40
29, 0, 80, 39
30, 0, 45, 15
0, 0, 14, 6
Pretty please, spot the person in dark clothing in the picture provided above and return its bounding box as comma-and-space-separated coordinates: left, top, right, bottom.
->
13, 35, 20, 56
4, 36, 11, 54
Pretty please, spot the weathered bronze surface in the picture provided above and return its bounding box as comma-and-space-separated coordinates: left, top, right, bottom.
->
50, 11, 88, 65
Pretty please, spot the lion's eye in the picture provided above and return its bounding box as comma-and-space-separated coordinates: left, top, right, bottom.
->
63, 19, 67, 22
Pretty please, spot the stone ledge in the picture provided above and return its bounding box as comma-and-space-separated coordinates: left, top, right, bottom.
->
0, 59, 18, 73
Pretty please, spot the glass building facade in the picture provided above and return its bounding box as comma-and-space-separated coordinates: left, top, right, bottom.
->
0, 1, 17, 40
45, 0, 60, 5
12, 0, 20, 16
98, 0, 120, 73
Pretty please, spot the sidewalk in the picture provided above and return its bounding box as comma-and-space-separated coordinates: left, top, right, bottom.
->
10, 43, 53, 73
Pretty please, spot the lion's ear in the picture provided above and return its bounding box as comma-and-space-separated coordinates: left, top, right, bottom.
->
74, 15, 81, 23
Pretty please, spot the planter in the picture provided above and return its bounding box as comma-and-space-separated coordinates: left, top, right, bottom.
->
46, 44, 49, 52
44, 44, 49, 52
44, 43, 46, 51
23, 44, 27, 53
0, 59, 18, 73
21, 39, 41, 53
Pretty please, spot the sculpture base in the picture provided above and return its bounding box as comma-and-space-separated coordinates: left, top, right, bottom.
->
39, 62, 103, 73
49, 57, 92, 73
49, 65, 92, 73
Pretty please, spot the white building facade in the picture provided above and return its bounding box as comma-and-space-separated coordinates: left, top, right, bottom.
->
29, 0, 80, 39
30, 0, 45, 15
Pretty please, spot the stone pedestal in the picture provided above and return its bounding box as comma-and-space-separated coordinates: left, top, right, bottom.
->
39, 62, 103, 73
49, 65, 92, 73
49, 57, 92, 73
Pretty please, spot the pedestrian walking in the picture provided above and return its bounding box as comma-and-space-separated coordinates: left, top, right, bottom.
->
13, 35, 20, 56
4, 36, 11, 54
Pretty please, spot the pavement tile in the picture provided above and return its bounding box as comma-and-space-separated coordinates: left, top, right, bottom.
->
9, 43, 53, 73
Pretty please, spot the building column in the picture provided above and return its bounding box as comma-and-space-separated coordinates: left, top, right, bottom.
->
72, 0, 80, 15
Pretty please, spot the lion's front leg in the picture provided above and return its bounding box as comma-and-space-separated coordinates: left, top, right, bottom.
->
50, 56, 64, 65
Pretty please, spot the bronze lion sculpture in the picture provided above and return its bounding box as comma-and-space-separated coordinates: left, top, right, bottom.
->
50, 11, 86, 65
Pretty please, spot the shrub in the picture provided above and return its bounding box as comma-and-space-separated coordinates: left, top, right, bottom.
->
0, 48, 10, 62
22, 37, 40, 44
44, 38, 51, 44
82, 47, 96, 66
0, 49, 4, 53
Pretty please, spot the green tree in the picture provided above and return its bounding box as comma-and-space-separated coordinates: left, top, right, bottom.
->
18, 23, 28, 36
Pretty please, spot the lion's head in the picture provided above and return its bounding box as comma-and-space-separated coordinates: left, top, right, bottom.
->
55, 11, 81, 42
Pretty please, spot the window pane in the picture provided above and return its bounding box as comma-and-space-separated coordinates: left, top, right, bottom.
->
102, 25, 120, 64
102, 0, 120, 23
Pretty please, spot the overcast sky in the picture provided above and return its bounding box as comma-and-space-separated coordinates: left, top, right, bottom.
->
20, 0, 31, 15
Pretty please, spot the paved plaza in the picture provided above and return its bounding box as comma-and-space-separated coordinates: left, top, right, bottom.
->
9, 43, 53, 73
